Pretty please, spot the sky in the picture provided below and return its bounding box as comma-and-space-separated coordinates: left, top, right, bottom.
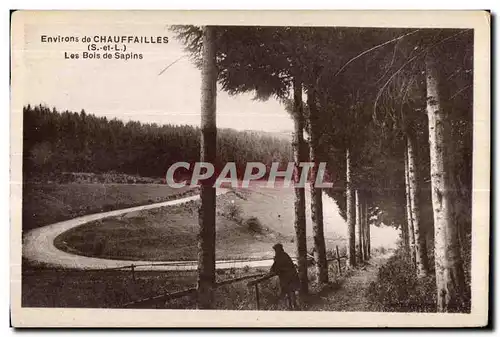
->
21, 22, 294, 132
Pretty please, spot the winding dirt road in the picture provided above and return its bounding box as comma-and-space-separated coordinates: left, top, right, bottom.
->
22, 188, 277, 271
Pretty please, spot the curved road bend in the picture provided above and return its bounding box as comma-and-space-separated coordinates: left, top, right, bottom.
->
23, 188, 278, 271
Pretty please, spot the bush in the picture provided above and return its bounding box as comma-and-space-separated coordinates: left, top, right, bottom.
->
325, 249, 336, 260
244, 217, 263, 234
367, 249, 437, 312
372, 246, 387, 256
224, 202, 242, 221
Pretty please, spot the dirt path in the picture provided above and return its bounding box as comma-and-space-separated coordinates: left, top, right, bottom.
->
307, 254, 390, 312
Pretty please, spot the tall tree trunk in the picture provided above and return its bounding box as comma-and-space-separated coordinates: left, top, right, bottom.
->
366, 201, 371, 258
293, 77, 308, 296
197, 26, 217, 309
360, 192, 366, 260
355, 189, 363, 263
346, 148, 356, 267
401, 152, 410, 253
407, 130, 430, 277
362, 196, 369, 260
307, 89, 328, 285
404, 147, 416, 266
426, 52, 466, 312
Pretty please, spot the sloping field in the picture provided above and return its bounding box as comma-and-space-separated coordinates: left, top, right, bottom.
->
54, 191, 290, 261
22, 183, 195, 231
54, 183, 398, 262
233, 183, 398, 251
236, 184, 345, 239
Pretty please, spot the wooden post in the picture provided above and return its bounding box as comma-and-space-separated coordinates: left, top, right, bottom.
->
247, 274, 274, 310
131, 264, 136, 282
336, 246, 342, 275
254, 284, 260, 310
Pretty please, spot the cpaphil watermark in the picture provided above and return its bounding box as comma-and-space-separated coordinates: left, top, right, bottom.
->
165, 162, 333, 188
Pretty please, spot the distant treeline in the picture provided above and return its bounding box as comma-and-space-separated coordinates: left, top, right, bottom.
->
23, 105, 293, 180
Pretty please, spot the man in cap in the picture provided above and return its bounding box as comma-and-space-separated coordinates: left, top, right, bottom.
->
269, 243, 300, 309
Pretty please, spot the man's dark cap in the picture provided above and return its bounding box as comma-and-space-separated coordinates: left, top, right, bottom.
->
273, 243, 283, 251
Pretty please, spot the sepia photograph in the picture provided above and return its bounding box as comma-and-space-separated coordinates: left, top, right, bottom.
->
10, 10, 490, 327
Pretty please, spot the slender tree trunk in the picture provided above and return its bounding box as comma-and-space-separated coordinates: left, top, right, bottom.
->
346, 148, 356, 267
360, 192, 366, 260
307, 89, 328, 285
197, 26, 217, 309
407, 131, 430, 277
292, 77, 308, 296
401, 153, 410, 253
362, 197, 369, 260
404, 147, 416, 266
355, 189, 363, 264
426, 52, 466, 312
366, 201, 371, 258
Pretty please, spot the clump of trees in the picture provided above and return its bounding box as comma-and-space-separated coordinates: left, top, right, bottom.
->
175, 26, 473, 312
22, 104, 292, 180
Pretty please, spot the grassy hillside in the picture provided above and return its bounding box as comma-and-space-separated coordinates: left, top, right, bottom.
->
53, 182, 398, 262
22, 183, 195, 231
54, 190, 292, 261
231, 182, 398, 252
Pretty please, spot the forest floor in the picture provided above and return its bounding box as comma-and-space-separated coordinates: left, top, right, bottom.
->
304, 254, 390, 312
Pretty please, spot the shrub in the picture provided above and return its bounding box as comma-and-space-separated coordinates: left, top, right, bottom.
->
325, 249, 336, 260
224, 202, 242, 221
367, 249, 437, 312
372, 246, 387, 256
244, 217, 263, 234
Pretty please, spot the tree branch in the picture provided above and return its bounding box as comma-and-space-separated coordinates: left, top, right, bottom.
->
315, 29, 420, 89
373, 30, 468, 120
158, 55, 186, 76
450, 84, 472, 100
334, 30, 420, 78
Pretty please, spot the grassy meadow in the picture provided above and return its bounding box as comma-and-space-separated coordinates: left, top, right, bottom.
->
22, 182, 196, 231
